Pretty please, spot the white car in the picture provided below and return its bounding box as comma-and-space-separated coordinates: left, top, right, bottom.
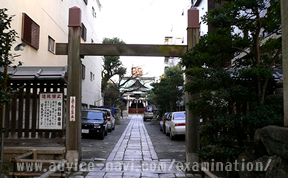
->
92, 108, 116, 132
165, 111, 186, 140
143, 105, 156, 121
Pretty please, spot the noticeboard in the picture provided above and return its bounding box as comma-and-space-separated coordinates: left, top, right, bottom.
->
39, 93, 63, 130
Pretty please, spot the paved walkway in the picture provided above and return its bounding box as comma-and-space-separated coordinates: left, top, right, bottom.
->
70, 115, 199, 177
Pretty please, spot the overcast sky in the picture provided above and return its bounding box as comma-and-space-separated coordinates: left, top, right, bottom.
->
97, 0, 206, 78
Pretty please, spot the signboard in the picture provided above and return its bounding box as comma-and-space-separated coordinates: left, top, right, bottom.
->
39, 93, 63, 130
70, 96, 76, 121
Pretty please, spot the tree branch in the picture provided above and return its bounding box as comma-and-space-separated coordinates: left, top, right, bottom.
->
269, 46, 282, 69
231, 46, 251, 56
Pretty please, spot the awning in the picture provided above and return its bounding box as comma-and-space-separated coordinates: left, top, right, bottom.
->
3, 66, 68, 82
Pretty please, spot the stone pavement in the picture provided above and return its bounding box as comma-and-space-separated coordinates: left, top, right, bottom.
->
69, 115, 201, 178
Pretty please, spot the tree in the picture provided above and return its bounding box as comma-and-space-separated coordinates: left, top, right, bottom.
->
150, 64, 184, 114
181, 0, 282, 163
0, 8, 22, 106
101, 37, 126, 91
101, 37, 126, 106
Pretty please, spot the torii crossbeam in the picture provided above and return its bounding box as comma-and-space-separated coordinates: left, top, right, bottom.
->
56, 43, 187, 57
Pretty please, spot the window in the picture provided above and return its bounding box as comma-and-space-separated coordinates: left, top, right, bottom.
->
91, 39, 94, 43
82, 64, 86, 79
81, 23, 87, 41
22, 13, 40, 49
92, 7, 96, 18
90, 72, 94, 81
84, 0, 88, 5
164, 57, 169, 64
48, 36, 55, 53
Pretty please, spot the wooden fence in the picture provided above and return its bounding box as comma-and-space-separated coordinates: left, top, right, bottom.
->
0, 80, 66, 145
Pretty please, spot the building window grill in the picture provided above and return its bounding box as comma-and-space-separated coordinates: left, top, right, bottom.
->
90, 72, 94, 81
82, 64, 86, 79
48, 36, 55, 53
164, 57, 169, 64
22, 13, 40, 50
81, 23, 87, 41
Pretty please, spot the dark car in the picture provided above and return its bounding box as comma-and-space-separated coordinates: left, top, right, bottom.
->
81, 110, 108, 140
159, 112, 171, 134
92, 108, 115, 132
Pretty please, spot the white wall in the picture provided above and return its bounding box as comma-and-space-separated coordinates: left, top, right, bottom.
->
3, 0, 68, 66
69, 0, 103, 107
3, 0, 103, 107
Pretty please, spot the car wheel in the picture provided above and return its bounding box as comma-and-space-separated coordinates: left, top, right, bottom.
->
163, 127, 166, 134
166, 129, 170, 136
99, 130, 105, 140
108, 128, 112, 132
112, 124, 115, 130
170, 130, 175, 140
143, 118, 146, 122
160, 125, 163, 132
104, 128, 108, 136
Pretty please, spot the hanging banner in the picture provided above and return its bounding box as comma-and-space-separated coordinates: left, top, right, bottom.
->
39, 93, 63, 130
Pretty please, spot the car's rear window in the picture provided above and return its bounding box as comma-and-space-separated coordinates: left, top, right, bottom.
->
174, 113, 185, 120
146, 106, 153, 112
82, 111, 103, 120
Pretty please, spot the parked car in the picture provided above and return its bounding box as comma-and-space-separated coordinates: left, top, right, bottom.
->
81, 110, 108, 140
92, 108, 115, 131
143, 105, 156, 121
159, 112, 171, 134
165, 111, 186, 140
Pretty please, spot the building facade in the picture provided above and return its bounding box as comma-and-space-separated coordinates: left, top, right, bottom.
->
2, 0, 103, 108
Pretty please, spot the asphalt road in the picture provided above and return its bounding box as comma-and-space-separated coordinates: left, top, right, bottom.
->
81, 117, 130, 161
81, 115, 186, 162
144, 120, 186, 162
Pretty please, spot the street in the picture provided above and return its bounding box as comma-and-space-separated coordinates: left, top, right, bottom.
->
81, 115, 185, 162
72, 114, 199, 177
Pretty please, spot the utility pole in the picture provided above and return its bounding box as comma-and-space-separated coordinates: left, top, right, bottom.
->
282, 0, 288, 127
65, 7, 82, 164
185, 8, 200, 169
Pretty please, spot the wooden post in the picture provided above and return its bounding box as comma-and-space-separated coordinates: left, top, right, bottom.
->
185, 8, 200, 169
282, 0, 288, 127
65, 6, 82, 164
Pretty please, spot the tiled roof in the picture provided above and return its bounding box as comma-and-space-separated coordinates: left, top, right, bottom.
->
4, 66, 68, 82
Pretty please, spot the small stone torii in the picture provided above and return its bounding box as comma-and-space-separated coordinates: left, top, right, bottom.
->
56, 6, 202, 169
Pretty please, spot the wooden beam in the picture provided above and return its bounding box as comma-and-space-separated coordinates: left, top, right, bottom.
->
186, 7, 200, 170
56, 43, 187, 57
282, 0, 288, 126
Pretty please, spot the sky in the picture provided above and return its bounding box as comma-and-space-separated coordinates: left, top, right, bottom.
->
97, 0, 207, 79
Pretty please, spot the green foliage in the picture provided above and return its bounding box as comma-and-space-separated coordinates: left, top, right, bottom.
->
101, 37, 126, 106
103, 83, 121, 107
101, 37, 126, 91
181, 0, 282, 163
0, 8, 22, 106
150, 64, 184, 113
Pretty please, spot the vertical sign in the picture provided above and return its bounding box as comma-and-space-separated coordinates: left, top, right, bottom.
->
39, 93, 63, 129
70, 96, 76, 121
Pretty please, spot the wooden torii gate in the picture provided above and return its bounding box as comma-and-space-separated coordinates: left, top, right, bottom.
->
56, 6, 200, 168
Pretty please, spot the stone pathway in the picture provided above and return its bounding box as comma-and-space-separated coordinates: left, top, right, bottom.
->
70, 115, 200, 177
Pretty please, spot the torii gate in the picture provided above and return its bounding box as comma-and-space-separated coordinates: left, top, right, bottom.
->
56, 6, 200, 168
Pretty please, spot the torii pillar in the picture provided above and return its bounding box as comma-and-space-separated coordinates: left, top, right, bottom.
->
282, 0, 288, 127
65, 7, 82, 163
185, 8, 200, 169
